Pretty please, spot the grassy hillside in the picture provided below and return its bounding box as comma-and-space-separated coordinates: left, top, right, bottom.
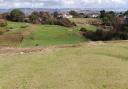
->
0, 41, 128, 89
0, 21, 100, 47
0, 22, 85, 47
21, 25, 85, 47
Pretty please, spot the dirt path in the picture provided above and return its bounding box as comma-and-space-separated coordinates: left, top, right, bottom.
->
0, 40, 128, 55
0, 47, 44, 54
0, 44, 81, 55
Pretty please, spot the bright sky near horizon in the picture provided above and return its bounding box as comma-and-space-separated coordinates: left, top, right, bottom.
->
0, 0, 127, 8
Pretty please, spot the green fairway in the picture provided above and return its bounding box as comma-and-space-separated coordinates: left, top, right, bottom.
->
0, 41, 128, 89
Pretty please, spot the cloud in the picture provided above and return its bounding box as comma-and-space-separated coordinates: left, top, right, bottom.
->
0, 0, 127, 8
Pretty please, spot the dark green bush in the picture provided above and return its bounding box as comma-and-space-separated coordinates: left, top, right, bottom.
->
80, 28, 87, 32
80, 28, 117, 41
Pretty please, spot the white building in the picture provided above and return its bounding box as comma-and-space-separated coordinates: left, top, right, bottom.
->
61, 14, 73, 18
90, 14, 99, 18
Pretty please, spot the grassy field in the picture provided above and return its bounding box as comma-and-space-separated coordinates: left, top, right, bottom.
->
70, 18, 98, 31
0, 22, 85, 47
70, 18, 99, 23
0, 21, 98, 47
0, 41, 128, 89
21, 24, 85, 47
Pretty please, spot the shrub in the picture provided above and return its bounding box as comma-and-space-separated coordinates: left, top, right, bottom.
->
29, 12, 39, 24
81, 28, 116, 41
56, 17, 76, 27
80, 28, 88, 32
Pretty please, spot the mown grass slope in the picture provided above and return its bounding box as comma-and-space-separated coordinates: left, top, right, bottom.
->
0, 41, 128, 89
0, 21, 99, 47
0, 22, 85, 46
21, 24, 85, 46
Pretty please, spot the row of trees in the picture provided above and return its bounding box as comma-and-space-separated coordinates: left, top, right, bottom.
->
3, 9, 76, 27
80, 10, 128, 41
29, 11, 76, 27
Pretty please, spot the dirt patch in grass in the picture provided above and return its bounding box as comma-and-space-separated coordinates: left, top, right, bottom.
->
0, 34, 23, 43
0, 44, 82, 54
0, 42, 103, 54
0, 40, 128, 55
87, 41, 106, 46
57, 44, 82, 48
0, 47, 45, 54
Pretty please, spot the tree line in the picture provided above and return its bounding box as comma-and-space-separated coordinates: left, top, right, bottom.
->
80, 10, 128, 41
0, 9, 76, 27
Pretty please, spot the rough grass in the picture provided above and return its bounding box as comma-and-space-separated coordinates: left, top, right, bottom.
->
0, 21, 30, 34
70, 18, 99, 23
70, 18, 98, 31
80, 24, 97, 31
0, 41, 128, 89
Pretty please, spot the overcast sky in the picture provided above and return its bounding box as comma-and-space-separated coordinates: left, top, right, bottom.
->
0, 0, 127, 8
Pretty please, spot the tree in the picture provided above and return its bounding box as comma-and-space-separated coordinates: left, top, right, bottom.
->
124, 10, 128, 16
9, 9, 25, 22
100, 10, 106, 18
101, 11, 116, 26
53, 11, 59, 18
69, 10, 79, 18
29, 12, 39, 24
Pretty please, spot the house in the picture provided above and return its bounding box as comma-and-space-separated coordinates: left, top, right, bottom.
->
63, 14, 73, 18
87, 13, 99, 18
58, 13, 73, 19
90, 14, 99, 18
